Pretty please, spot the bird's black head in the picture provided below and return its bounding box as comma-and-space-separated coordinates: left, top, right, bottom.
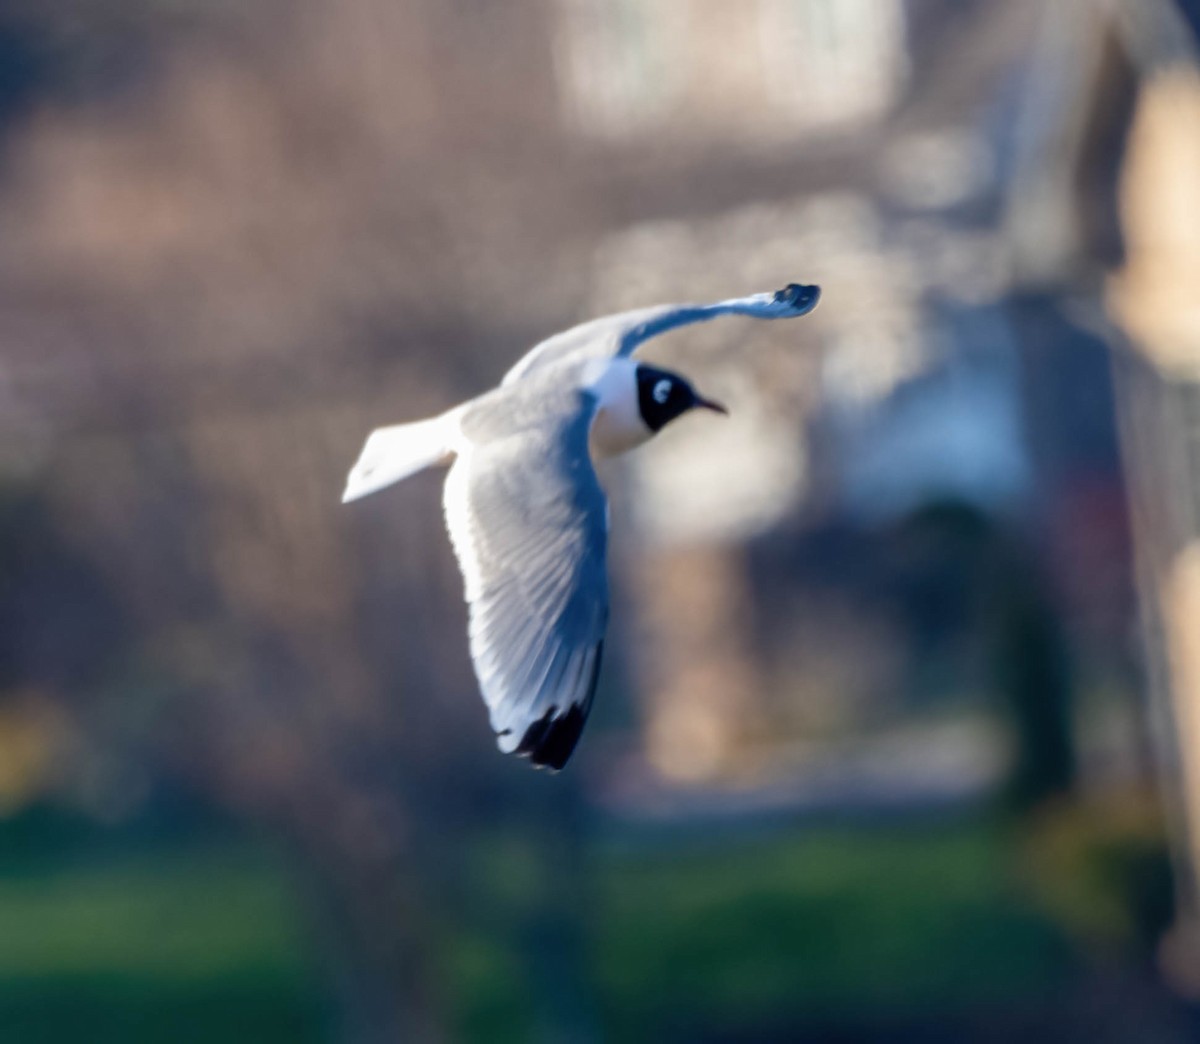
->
635, 365, 728, 433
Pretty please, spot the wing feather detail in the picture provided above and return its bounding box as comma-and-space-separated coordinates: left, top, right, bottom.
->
442, 389, 609, 769
500, 283, 820, 386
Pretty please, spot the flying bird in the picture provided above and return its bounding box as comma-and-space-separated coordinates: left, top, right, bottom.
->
343, 282, 821, 770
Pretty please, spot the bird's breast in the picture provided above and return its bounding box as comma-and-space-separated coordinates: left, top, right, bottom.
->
585, 359, 651, 458
590, 404, 653, 457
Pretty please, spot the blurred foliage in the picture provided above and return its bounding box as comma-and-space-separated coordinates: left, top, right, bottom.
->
1021, 794, 1174, 961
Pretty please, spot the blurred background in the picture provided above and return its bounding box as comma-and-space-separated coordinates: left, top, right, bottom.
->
2, 0, 1200, 1040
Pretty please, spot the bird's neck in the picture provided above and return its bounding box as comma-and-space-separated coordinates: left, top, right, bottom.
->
586, 358, 653, 458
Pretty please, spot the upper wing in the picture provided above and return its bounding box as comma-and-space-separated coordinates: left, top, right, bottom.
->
501, 282, 820, 386
443, 386, 609, 769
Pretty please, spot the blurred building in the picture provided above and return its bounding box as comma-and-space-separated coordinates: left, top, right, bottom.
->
555, 0, 907, 143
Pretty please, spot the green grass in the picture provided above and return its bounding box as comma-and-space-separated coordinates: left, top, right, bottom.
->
0, 817, 325, 1044
594, 824, 1072, 1038
0, 807, 1161, 1043
450, 820, 1080, 1042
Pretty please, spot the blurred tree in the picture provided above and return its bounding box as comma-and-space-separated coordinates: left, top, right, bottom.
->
890, 500, 1077, 810
990, 545, 1076, 810
0, 487, 128, 699
0, 1, 602, 1039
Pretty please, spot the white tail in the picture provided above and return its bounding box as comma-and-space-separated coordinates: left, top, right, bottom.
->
342, 413, 457, 503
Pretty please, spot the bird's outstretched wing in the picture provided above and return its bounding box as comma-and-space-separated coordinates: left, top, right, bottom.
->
443, 385, 608, 769
501, 282, 820, 387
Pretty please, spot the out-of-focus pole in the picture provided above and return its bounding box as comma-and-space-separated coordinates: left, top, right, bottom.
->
1109, 32, 1200, 991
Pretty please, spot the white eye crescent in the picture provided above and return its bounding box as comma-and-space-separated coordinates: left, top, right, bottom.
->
653, 379, 672, 404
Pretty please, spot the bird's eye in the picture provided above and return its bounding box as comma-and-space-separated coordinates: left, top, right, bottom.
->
653, 379, 672, 404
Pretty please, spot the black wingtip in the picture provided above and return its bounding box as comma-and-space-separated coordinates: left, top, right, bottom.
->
512, 642, 604, 771
773, 282, 821, 312
517, 703, 589, 771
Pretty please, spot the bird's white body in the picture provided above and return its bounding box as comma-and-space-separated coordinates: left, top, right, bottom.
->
340, 358, 649, 506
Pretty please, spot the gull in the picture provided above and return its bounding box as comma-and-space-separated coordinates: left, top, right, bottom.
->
343, 282, 821, 769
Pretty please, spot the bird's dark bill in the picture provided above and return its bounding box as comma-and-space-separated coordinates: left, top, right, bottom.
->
695, 395, 729, 415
